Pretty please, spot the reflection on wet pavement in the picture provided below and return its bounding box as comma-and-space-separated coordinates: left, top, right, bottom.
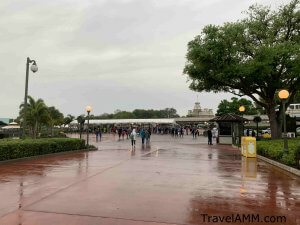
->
0, 134, 299, 225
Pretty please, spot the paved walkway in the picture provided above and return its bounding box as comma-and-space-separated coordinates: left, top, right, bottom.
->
0, 134, 299, 225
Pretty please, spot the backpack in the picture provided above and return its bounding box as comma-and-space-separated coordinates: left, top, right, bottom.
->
130, 133, 134, 140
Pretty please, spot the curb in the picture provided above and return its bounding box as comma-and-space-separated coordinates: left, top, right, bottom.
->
0, 147, 98, 164
257, 155, 300, 177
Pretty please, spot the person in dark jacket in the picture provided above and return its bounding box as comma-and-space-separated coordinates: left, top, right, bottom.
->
207, 129, 213, 145
118, 128, 122, 140
140, 128, 146, 145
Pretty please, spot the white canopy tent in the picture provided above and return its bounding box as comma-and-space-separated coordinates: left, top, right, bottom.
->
2, 122, 20, 129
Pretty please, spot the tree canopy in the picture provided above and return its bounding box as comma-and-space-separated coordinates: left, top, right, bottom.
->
291, 91, 300, 103
93, 108, 180, 119
184, 0, 300, 138
19, 96, 50, 138
19, 96, 65, 138
64, 114, 75, 126
217, 97, 258, 116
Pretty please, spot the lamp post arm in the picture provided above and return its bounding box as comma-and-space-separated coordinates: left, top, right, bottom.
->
283, 100, 288, 152
27, 57, 36, 64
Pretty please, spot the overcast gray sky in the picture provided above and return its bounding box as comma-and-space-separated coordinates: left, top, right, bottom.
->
0, 0, 288, 117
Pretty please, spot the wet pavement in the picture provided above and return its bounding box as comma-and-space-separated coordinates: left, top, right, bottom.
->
0, 134, 299, 225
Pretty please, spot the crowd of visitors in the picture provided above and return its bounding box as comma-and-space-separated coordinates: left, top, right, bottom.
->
91, 125, 216, 147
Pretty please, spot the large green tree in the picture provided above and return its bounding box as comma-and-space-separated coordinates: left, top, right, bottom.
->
114, 111, 135, 119
19, 96, 49, 138
291, 91, 300, 103
184, 0, 300, 139
217, 97, 258, 116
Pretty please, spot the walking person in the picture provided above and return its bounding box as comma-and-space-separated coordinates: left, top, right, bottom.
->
121, 129, 125, 140
207, 128, 213, 145
99, 128, 102, 142
180, 127, 184, 138
118, 128, 122, 140
246, 129, 250, 136
140, 128, 146, 145
148, 128, 152, 141
130, 128, 137, 150
95, 129, 99, 142
145, 129, 150, 144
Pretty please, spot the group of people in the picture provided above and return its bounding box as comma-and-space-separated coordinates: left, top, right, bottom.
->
170, 127, 184, 137
94, 125, 215, 146
128, 128, 151, 149
191, 128, 200, 139
169, 127, 201, 139
169, 126, 215, 145
117, 127, 129, 140
245, 129, 256, 137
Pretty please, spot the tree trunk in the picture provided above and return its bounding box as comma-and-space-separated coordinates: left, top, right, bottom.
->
79, 125, 82, 139
267, 107, 282, 139
51, 125, 54, 137
34, 121, 38, 139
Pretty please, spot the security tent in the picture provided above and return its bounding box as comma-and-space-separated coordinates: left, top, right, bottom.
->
210, 113, 248, 146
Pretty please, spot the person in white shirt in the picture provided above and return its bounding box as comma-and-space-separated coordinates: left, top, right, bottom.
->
130, 128, 137, 149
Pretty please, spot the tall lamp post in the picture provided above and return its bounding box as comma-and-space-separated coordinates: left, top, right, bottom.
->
239, 105, 246, 136
23, 57, 38, 137
85, 106, 92, 147
278, 90, 289, 153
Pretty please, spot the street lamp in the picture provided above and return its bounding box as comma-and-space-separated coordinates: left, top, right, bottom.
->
278, 89, 289, 153
239, 105, 245, 113
239, 105, 246, 136
23, 57, 38, 137
85, 105, 92, 147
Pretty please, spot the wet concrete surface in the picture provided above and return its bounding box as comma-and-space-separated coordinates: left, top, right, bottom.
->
0, 134, 299, 225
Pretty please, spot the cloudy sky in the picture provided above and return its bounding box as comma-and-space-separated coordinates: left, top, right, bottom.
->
0, 0, 288, 117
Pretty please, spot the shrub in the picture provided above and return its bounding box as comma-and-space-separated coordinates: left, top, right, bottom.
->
0, 138, 86, 161
262, 133, 271, 139
257, 139, 300, 168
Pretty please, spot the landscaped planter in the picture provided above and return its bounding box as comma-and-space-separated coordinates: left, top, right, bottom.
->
257, 139, 300, 169
0, 138, 88, 161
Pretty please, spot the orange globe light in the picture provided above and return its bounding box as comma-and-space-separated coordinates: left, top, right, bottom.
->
86, 105, 92, 113
239, 105, 245, 112
278, 90, 289, 100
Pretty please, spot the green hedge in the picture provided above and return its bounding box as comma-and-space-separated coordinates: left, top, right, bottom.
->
0, 138, 86, 161
257, 139, 300, 168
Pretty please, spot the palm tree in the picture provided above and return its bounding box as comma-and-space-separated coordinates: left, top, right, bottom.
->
19, 96, 49, 138
48, 106, 64, 136
64, 114, 75, 127
76, 115, 85, 139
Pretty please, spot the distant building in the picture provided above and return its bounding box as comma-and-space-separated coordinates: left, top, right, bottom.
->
187, 102, 214, 117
